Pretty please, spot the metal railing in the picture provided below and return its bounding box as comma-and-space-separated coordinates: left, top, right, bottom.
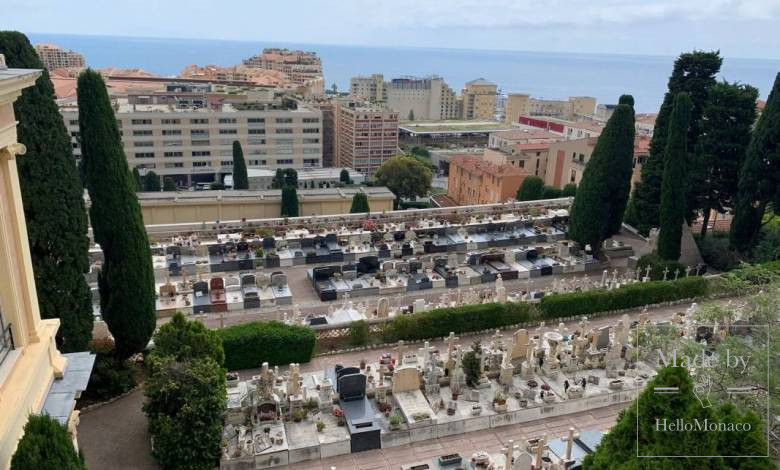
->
0, 312, 14, 366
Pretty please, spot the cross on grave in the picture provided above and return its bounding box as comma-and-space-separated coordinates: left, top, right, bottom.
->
685, 265, 692, 277
644, 265, 652, 280
662, 266, 669, 281
418, 341, 435, 366
534, 435, 548, 469
674, 268, 680, 280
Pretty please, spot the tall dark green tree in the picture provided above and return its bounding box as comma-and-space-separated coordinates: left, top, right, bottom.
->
78, 69, 156, 358
143, 170, 161, 192
231, 141, 248, 190
731, 73, 780, 252
375, 156, 432, 205
339, 168, 350, 185
163, 177, 177, 192
626, 51, 722, 235
350, 192, 370, 213
0, 32, 93, 352
281, 186, 299, 217
692, 82, 758, 236
568, 100, 636, 255
657, 93, 692, 261
132, 167, 143, 191
516, 176, 544, 201
271, 168, 284, 189
10, 415, 86, 470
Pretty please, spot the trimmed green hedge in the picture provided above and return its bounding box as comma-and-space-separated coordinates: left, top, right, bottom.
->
539, 276, 709, 318
382, 302, 537, 342
220, 321, 316, 370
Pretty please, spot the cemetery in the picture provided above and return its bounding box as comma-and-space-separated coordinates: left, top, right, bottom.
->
218, 304, 722, 469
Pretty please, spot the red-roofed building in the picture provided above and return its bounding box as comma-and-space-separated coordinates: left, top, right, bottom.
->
447, 155, 529, 205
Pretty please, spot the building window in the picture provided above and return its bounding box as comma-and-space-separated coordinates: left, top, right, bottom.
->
303, 138, 320, 144
249, 159, 267, 166
274, 118, 292, 124
221, 160, 233, 166
161, 119, 181, 125
191, 139, 210, 146
302, 117, 320, 123
275, 128, 293, 134
133, 141, 154, 147
192, 151, 212, 157
219, 129, 238, 134
302, 148, 320, 154
162, 129, 182, 136
164, 162, 184, 168
163, 140, 183, 147
303, 128, 319, 133
190, 118, 209, 124
131, 119, 152, 125
192, 161, 211, 167
191, 129, 209, 136
134, 152, 155, 158
303, 158, 319, 166
164, 151, 183, 157
248, 129, 266, 135
248, 138, 266, 145
68, 119, 79, 125
276, 159, 294, 165
218, 118, 237, 124
248, 118, 265, 123
275, 139, 293, 146
132, 130, 153, 136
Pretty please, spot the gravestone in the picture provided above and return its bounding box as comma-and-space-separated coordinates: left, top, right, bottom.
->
594, 326, 610, 350
337, 373, 367, 402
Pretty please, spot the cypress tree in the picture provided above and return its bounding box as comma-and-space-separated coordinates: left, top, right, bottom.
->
271, 168, 284, 189
626, 51, 722, 235
692, 82, 758, 237
0, 32, 93, 352
143, 170, 161, 192
568, 101, 636, 255
731, 73, 780, 252
350, 192, 370, 213
78, 69, 156, 358
657, 93, 692, 261
281, 186, 299, 217
541, 186, 562, 199
516, 176, 544, 201
163, 177, 177, 192
340, 168, 350, 184
561, 183, 577, 197
10, 415, 86, 470
231, 141, 248, 190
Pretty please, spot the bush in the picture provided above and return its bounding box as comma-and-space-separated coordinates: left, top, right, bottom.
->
220, 321, 316, 370
79, 339, 137, 404
542, 186, 562, 199
696, 231, 741, 271
637, 253, 687, 280
382, 302, 536, 343
348, 320, 369, 347
749, 221, 780, 264
154, 312, 224, 365
539, 276, 709, 318
10, 415, 86, 470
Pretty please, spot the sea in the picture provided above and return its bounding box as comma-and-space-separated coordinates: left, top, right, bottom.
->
27, 33, 780, 113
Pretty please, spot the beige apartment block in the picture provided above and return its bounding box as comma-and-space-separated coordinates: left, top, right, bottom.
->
544, 137, 596, 188
60, 99, 323, 182
335, 101, 399, 177
242, 49, 324, 95
0, 60, 92, 469
460, 78, 497, 120
386, 76, 458, 121
484, 143, 550, 180
505, 93, 530, 124
350, 74, 386, 103
34, 44, 85, 70
447, 155, 528, 205
506, 94, 597, 122
136, 187, 396, 224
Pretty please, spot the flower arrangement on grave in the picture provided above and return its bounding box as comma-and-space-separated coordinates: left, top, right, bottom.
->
305, 398, 318, 411
333, 406, 346, 426
292, 409, 305, 422
362, 219, 377, 231
254, 248, 264, 258
492, 391, 507, 405
378, 402, 392, 414
316, 419, 326, 432
389, 413, 402, 430
412, 412, 430, 422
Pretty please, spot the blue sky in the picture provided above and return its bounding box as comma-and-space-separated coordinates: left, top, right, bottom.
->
6, 0, 780, 59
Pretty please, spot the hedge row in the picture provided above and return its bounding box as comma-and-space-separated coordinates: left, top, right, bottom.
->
382, 302, 537, 343
538, 276, 709, 318
220, 321, 316, 370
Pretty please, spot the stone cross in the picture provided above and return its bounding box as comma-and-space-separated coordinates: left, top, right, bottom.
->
685, 265, 692, 277
535, 435, 548, 469
446, 332, 459, 358
565, 427, 575, 461
644, 265, 652, 280
601, 269, 608, 286
611, 268, 618, 285
418, 341, 435, 366
674, 268, 680, 280
503, 439, 515, 468
662, 266, 669, 281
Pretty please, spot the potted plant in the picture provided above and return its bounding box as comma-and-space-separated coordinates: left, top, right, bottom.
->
316, 419, 326, 433
333, 406, 345, 426
292, 409, 305, 422
389, 414, 402, 431
493, 391, 508, 412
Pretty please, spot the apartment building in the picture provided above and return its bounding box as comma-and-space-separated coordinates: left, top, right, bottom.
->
61, 98, 323, 184
505, 94, 597, 122
447, 155, 528, 205
386, 76, 458, 121
350, 74, 386, 102
301, 97, 337, 167
34, 43, 85, 70
460, 78, 497, 120
242, 49, 324, 95
483, 143, 551, 180
488, 128, 562, 150
505, 93, 530, 124
517, 115, 603, 140
1, 60, 93, 468
335, 101, 399, 177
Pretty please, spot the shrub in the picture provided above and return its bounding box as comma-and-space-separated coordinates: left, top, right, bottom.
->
542, 186, 562, 199
220, 321, 316, 370
382, 302, 536, 343
348, 320, 369, 347
10, 415, 86, 470
637, 253, 687, 280
79, 338, 137, 404
462, 341, 482, 387
696, 231, 740, 271
539, 276, 708, 318
153, 312, 224, 365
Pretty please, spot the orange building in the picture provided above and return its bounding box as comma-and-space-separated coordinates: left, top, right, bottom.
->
447, 155, 529, 205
